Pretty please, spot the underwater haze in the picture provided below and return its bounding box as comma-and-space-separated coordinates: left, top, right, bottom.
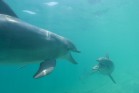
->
0, 0, 139, 93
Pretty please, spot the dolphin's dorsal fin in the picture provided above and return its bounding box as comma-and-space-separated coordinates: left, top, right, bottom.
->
0, 0, 18, 17
64, 52, 78, 64
33, 59, 56, 79
108, 74, 116, 84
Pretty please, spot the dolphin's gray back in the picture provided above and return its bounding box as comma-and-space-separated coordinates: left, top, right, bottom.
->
0, 14, 68, 63
0, 14, 48, 49
0, 0, 18, 17
0, 14, 67, 50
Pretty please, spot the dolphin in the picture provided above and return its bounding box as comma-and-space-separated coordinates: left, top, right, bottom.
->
0, 14, 80, 78
92, 54, 116, 84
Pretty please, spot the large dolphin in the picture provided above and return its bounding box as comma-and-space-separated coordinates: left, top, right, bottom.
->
0, 1, 80, 79
92, 54, 116, 84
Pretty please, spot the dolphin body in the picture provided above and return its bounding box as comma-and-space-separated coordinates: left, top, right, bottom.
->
92, 55, 116, 84
0, 1, 80, 79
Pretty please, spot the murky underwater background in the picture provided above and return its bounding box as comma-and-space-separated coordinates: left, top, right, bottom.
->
0, 0, 139, 93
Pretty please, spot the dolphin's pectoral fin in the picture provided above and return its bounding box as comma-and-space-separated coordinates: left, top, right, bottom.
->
64, 52, 78, 64
108, 74, 116, 84
33, 59, 56, 79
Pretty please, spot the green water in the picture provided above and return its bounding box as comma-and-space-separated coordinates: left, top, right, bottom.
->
0, 0, 139, 93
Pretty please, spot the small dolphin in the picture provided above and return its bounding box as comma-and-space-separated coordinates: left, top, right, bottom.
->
92, 54, 116, 84
0, 14, 80, 79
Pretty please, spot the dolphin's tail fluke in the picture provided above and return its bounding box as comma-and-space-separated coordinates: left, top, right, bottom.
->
0, 0, 18, 17
108, 74, 116, 84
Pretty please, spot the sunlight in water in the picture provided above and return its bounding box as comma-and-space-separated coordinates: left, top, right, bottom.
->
44, 1, 59, 7
22, 10, 36, 15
